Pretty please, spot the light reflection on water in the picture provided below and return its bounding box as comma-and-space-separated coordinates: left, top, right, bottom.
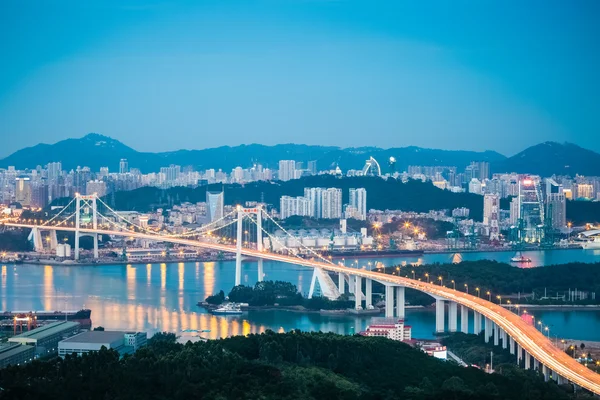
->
0, 249, 599, 340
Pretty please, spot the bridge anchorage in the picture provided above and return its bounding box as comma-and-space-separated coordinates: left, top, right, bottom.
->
3, 194, 600, 395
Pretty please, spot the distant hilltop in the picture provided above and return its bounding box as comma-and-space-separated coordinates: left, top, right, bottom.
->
1, 133, 599, 177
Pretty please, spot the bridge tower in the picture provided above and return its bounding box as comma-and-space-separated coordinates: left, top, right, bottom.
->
235, 205, 264, 286
74, 193, 99, 260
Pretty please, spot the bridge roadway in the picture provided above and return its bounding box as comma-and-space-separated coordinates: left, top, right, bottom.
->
5, 223, 600, 394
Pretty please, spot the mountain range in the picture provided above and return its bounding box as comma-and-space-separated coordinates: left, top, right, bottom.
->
1, 133, 599, 177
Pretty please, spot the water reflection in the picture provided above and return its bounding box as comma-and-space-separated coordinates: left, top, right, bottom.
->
1, 254, 600, 340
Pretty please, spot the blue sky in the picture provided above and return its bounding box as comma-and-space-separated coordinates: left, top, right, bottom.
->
1, 0, 598, 157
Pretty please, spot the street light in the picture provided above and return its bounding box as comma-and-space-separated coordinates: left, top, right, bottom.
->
451, 280, 455, 290
537, 321, 542, 331
438, 276, 443, 286
425, 273, 430, 283
476, 287, 480, 297
411, 270, 415, 280
464, 283, 468, 294
496, 295, 502, 305
487, 291, 491, 301
544, 326, 550, 338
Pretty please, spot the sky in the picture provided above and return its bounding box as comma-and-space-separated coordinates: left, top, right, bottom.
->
0, 0, 599, 158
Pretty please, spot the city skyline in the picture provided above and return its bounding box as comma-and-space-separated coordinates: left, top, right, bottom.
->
1, 1, 599, 157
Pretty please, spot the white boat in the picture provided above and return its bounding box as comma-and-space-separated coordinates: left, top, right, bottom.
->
211, 303, 243, 315
582, 237, 600, 249
510, 252, 532, 263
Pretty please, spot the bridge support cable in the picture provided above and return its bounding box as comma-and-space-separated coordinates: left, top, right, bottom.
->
41, 196, 77, 226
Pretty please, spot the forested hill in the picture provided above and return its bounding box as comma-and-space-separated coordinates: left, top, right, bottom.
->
0, 331, 576, 399
50, 175, 600, 224
0, 133, 504, 173
93, 176, 490, 221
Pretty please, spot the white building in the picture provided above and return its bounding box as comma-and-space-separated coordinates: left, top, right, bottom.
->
348, 188, 367, 220
321, 188, 342, 219
359, 318, 411, 341
58, 331, 147, 358
483, 193, 500, 241
86, 180, 107, 197
280, 196, 311, 219
206, 190, 224, 222
468, 178, 483, 195
278, 160, 296, 182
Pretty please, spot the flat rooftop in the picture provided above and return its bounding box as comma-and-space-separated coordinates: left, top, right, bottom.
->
0, 344, 34, 360
9, 321, 80, 340
60, 331, 125, 344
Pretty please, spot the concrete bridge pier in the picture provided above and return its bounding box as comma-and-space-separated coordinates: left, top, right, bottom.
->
533, 358, 539, 370
385, 286, 394, 318
448, 301, 457, 332
557, 375, 567, 385
473, 311, 481, 334
542, 364, 550, 382
50, 230, 58, 250
484, 317, 492, 343
365, 279, 372, 308
338, 273, 345, 294
509, 336, 515, 354
435, 299, 445, 333
524, 351, 531, 369
354, 276, 362, 310
501, 330, 507, 349
517, 343, 522, 364
460, 305, 468, 333
395, 286, 405, 319
494, 323, 500, 346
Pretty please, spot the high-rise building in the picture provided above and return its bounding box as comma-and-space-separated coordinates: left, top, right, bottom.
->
86, 180, 107, 197
321, 188, 342, 219
280, 196, 311, 219
15, 177, 32, 206
518, 177, 544, 242
348, 188, 367, 220
576, 184, 594, 200
31, 182, 49, 208
278, 160, 296, 182
483, 193, 500, 241
304, 187, 323, 218
546, 193, 566, 229
47, 162, 62, 181
119, 159, 129, 174
468, 178, 483, 195
509, 197, 520, 226
159, 165, 181, 183
206, 190, 224, 222
478, 161, 490, 180
99, 167, 109, 180
307, 160, 317, 175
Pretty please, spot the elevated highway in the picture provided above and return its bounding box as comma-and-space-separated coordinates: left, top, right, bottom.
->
4, 222, 600, 394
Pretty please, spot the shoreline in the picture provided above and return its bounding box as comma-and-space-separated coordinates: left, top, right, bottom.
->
3, 245, 588, 267
503, 304, 600, 311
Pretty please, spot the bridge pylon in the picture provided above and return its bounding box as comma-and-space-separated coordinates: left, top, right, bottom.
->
235, 205, 264, 286
74, 193, 99, 260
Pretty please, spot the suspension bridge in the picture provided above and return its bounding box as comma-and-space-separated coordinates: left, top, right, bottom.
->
2, 194, 600, 394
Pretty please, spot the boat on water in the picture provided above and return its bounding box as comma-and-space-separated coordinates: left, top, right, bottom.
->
211, 303, 243, 315
510, 252, 532, 263
581, 237, 600, 250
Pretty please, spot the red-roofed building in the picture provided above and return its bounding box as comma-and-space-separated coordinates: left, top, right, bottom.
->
359, 318, 411, 341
